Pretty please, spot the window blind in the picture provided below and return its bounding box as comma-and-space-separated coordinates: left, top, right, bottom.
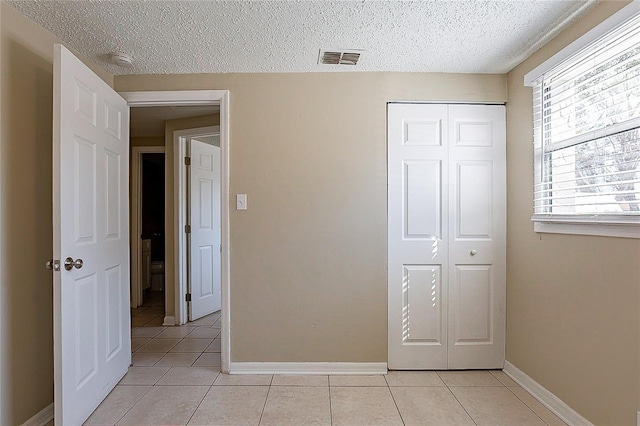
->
532, 11, 640, 223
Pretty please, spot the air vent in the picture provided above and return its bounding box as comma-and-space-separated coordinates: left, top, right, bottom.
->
318, 49, 364, 66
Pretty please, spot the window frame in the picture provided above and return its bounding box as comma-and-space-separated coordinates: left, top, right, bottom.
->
524, 0, 640, 239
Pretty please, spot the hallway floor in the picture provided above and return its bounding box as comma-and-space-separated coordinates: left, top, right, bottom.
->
83, 310, 567, 425
130, 290, 165, 327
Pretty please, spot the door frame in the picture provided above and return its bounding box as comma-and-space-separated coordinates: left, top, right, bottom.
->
130, 146, 166, 309
174, 126, 221, 324
120, 90, 230, 373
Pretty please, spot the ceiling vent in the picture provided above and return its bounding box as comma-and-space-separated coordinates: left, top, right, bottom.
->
318, 49, 363, 66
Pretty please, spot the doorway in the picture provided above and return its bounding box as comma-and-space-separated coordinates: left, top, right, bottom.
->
131, 149, 166, 325
130, 111, 220, 325
121, 90, 231, 374
128, 106, 220, 323
141, 153, 165, 302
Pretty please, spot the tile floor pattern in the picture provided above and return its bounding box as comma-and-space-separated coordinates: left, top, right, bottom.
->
84, 309, 567, 426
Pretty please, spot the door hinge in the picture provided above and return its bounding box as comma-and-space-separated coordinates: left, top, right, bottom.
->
185, 156, 191, 166
186, 293, 191, 302
185, 224, 191, 233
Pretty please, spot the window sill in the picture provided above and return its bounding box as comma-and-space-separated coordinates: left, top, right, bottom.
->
533, 220, 640, 239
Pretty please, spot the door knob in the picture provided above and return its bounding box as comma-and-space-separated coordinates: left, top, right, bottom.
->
64, 257, 83, 271
470, 249, 477, 256
46, 259, 61, 271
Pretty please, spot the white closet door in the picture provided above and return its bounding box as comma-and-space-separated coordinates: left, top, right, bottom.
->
388, 104, 449, 369
447, 104, 506, 369
388, 103, 505, 370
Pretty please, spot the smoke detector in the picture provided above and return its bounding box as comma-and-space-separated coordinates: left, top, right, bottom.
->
318, 49, 364, 66
110, 52, 133, 68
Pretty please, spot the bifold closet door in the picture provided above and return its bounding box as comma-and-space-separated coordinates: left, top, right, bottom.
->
388, 104, 450, 369
387, 103, 505, 370
446, 104, 506, 369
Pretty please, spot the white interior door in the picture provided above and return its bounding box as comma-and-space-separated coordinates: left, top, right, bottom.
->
188, 137, 221, 320
388, 104, 449, 369
388, 103, 505, 370
53, 44, 130, 425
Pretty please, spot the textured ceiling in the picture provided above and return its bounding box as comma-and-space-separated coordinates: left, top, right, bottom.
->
7, 0, 598, 75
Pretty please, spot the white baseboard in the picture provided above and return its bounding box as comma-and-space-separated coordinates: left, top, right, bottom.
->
20, 403, 53, 426
229, 362, 388, 375
503, 361, 593, 426
163, 316, 176, 326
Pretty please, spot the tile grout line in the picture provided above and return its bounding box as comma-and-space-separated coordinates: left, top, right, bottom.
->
153, 365, 173, 386
384, 373, 406, 426
257, 376, 274, 425
437, 372, 479, 426
110, 385, 153, 425
328, 379, 333, 426
184, 384, 214, 426
505, 385, 562, 426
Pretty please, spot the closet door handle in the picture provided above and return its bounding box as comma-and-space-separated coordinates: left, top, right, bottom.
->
470, 249, 477, 256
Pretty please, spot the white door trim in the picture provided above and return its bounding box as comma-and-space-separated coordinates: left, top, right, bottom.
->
120, 90, 226, 106
120, 90, 230, 374
174, 126, 220, 325
130, 146, 165, 309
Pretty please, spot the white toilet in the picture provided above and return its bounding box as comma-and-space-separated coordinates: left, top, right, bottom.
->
150, 261, 165, 291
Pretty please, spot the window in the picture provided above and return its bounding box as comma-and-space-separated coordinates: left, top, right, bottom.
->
526, 2, 640, 238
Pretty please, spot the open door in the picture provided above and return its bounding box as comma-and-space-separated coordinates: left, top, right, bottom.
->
53, 44, 131, 425
188, 137, 221, 320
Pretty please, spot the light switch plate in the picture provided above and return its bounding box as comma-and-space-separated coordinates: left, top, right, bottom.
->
236, 194, 247, 210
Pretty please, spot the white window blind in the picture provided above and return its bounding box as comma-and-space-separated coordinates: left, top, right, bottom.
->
531, 11, 640, 227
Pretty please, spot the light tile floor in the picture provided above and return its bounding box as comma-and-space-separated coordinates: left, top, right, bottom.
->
84, 307, 568, 426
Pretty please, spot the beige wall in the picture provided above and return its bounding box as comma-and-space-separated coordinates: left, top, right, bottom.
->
131, 136, 164, 147
506, 1, 640, 425
0, 3, 112, 424
115, 72, 507, 363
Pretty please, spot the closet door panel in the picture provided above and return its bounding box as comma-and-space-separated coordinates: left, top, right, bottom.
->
388, 104, 448, 369
448, 104, 506, 369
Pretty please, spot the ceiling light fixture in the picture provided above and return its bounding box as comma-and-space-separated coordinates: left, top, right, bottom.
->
110, 52, 133, 68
